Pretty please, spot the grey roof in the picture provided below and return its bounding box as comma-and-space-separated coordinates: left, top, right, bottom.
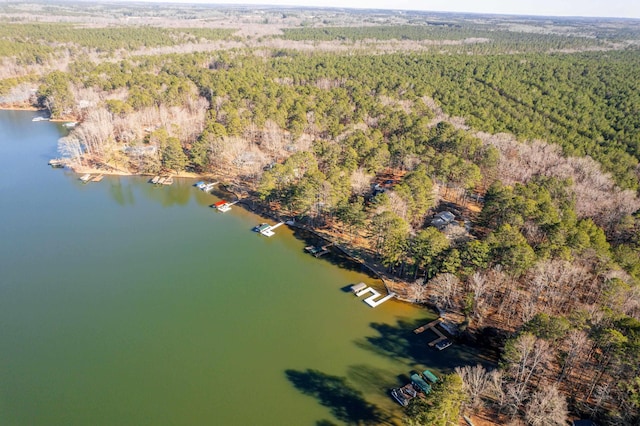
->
435, 211, 455, 222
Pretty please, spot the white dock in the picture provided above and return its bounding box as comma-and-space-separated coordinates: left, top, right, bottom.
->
352, 285, 396, 308
260, 222, 284, 237
216, 200, 238, 212
79, 174, 91, 183
364, 292, 396, 307
201, 182, 219, 192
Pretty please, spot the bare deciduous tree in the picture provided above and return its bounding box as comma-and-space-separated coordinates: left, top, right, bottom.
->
429, 273, 461, 310
350, 168, 373, 196
456, 364, 492, 409
524, 384, 568, 426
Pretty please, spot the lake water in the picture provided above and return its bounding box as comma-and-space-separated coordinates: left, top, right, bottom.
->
0, 110, 486, 425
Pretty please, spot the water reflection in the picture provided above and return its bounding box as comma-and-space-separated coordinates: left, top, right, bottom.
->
96, 176, 225, 208
109, 178, 135, 206
356, 317, 498, 372
285, 368, 389, 425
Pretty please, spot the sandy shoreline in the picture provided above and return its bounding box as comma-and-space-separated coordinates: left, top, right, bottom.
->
68, 164, 203, 179
0, 105, 40, 112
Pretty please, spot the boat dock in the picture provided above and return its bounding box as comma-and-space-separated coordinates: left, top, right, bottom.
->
79, 173, 105, 183
255, 221, 284, 237
413, 318, 448, 347
48, 159, 65, 168
195, 181, 218, 192
352, 284, 396, 308
212, 200, 237, 212
151, 176, 174, 185
305, 243, 333, 257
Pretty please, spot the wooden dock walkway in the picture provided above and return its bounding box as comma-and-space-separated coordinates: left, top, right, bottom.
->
413, 318, 448, 346
413, 318, 442, 334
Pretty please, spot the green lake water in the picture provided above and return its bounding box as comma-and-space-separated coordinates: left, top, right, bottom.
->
0, 110, 487, 425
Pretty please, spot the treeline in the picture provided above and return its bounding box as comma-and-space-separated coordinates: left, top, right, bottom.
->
280, 24, 610, 52
0, 23, 236, 63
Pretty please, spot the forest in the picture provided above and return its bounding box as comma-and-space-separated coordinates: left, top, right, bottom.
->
1, 3, 640, 425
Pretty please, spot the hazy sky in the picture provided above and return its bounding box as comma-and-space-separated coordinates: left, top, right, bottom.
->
139, 0, 640, 19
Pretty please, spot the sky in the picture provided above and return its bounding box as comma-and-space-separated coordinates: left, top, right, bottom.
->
135, 0, 640, 19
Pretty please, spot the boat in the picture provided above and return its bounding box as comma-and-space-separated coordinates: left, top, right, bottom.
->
194, 181, 205, 189
351, 282, 368, 294
79, 174, 92, 183
435, 339, 452, 351
410, 373, 432, 394
32, 116, 49, 122
401, 384, 418, 398
150, 176, 160, 184
63, 121, 77, 128
254, 223, 270, 232
391, 388, 409, 407
422, 369, 438, 383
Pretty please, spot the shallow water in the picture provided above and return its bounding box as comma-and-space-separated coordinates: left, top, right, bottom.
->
0, 110, 486, 425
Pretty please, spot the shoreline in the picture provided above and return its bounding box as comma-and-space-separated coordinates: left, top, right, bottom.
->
0, 105, 40, 112
66, 161, 425, 302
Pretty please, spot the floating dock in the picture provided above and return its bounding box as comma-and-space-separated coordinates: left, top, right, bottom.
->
213, 200, 237, 212
352, 284, 396, 308
305, 244, 332, 257
152, 176, 173, 185
196, 181, 218, 192
252, 222, 285, 237
79, 173, 104, 183
259, 222, 283, 237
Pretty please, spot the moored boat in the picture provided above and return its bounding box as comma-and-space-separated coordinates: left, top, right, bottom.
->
410, 373, 432, 394
435, 339, 452, 351
422, 369, 438, 383
391, 388, 408, 406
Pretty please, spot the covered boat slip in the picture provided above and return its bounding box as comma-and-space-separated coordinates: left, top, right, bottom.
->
410, 373, 432, 394
212, 200, 238, 212
253, 222, 284, 237
422, 369, 438, 383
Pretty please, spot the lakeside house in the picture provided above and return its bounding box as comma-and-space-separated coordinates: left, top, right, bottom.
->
430, 211, 455, 230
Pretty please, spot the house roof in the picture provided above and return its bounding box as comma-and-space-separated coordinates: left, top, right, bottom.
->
573, 420, 598, 426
